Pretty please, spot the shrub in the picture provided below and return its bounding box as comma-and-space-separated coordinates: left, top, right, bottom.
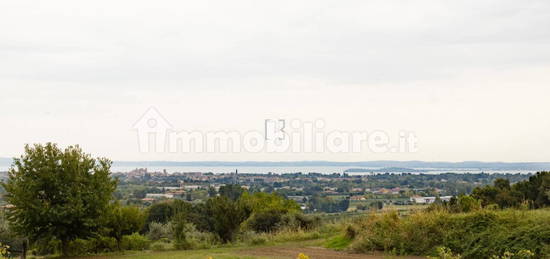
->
121, 233, 150, 251
427, 247, 461, 259
104, 204, 146, 250
33, 239, 61, 256
204, 196, 248, 242
66, 239, 93, 256
457, 195, 481, 213
278, 213, 321, 231
89, 236, 118, 253
294, 213, 321, 230
148, 222, 173, 241
350, 209, 550, 258
249, 236, 268, 245
246, 210, 284, 232
0, 213, 26, 257
146, 202, 174, 225
172, 219, 218, 250
61, 236, 118, 256
151, 241, 171, 251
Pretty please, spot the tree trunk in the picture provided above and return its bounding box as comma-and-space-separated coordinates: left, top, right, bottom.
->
19, 239, 27, 259
61, 239, 69, 257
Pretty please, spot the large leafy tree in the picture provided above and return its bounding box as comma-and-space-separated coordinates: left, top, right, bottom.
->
1, 143, 117, 255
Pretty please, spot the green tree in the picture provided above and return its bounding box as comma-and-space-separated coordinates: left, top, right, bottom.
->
104, 203, 146, 250
204, 196, 247, 242
239, 192, 300, 232
146, 202, 174, 225
456, 195, 481, 212
219, 184, 244, 201
1, 143, 117, 255
239, 192, 300, 213
513, 171, 550, 208
471, 175, 546, 209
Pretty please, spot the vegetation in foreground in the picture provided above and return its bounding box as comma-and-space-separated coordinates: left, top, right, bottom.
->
0, 143, 548, 258
343, 208, 549, 258
0, 143, 328, 257
332, 171, 550, 258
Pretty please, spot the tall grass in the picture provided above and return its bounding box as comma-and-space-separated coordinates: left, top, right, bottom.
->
348, 209, 550, 258
237, 219, 341, 246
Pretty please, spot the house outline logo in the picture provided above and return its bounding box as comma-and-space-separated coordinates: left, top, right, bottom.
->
132, 106, 173, 152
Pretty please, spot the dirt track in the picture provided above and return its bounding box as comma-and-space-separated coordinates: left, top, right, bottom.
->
238, 246, 425, 259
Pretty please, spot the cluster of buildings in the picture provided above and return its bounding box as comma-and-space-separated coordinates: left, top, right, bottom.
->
410, 195, 453, 204
119, 169, 450, 206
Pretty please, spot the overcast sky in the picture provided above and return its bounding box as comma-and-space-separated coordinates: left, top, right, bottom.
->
1, 0, 550, 162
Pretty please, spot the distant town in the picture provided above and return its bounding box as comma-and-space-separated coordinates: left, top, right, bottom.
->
106, 168, 532, 213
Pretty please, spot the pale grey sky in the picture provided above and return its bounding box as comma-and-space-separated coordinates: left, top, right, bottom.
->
1, 0, 549, 162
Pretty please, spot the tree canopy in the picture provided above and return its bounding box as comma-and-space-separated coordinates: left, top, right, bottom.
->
1, 143, 117, 255
472, 171, 549, 209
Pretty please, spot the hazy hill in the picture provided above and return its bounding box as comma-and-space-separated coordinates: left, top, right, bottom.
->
111, 160, 550, 170
2, 158, 550, 170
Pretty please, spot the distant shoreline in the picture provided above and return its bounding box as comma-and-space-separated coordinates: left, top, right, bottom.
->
1, 158, 550, 171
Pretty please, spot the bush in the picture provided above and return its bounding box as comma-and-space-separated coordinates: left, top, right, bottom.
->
146, 202, 174, 225
202, 196, 248, 242
148, 222, 173, 241
172, 219, 218, 250
66, 239, 93, 256
32, 239, 61, 256
121, 233, 150, 251
89, 236, 118, 253
104, 204, 146, 250
249, 236, 268, 245
294, 214, 321, 230
57, 236, 118, 256
275, 213, 321, 231
151, 241, 171, 251
344, 225, 357, 239
246, 210, 284, 232
427, 247, 461, 259
0, 213, 26, 257
350, 209, 550, 258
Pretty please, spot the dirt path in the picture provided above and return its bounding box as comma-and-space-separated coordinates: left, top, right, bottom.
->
238, 246, 425, 259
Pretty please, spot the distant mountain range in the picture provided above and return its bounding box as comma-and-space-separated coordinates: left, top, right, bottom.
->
112, 160, 550, 170
344, 167, 426, 173
1, 158, 550, 170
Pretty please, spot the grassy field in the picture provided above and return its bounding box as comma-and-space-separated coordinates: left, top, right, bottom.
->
77, 239, 422, 259
76, 240, 296, 259
79, 246, 270, 259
